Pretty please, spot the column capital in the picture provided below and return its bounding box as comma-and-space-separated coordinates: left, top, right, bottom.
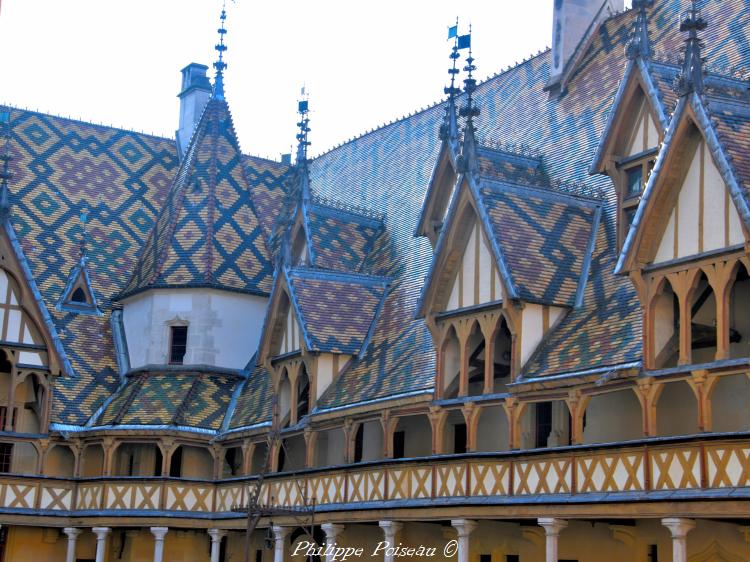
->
272, 525, 291, 541
208, 528, 227, 542
150, 527, 169, 541
92, 527, 111, 538
63, 527, 82, 539
450, 519, 478, 538
321, 522, 345, 539
378, 520, 403, 535
538, 517, 568, 537
661, 518, 695, 539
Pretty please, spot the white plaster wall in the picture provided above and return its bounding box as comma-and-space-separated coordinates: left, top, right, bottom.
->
122, 288, 268, 369
626, 101, 659, 156
281, 305, 302, 355
712, 373, 750, 432
361, 420, 383, 462
179, 446, 213, 479
398, 415, 431, 458
476, 405, 510, 452
317, 353, 335, 400
657, 381, 699, 437
583, 390, 642, 444
317, 427, 345, 467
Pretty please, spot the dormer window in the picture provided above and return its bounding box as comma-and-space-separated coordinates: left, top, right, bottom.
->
169, 326, 188, 365
71, 287, 87, 303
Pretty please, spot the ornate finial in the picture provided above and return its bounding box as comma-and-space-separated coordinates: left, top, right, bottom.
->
439, 18, 461, 143
457, 27, 479, 175
675, 0, 707, 96
625, 0, 653, 60
0, 111, 13, 219
213, 1, 228, 100
295, 92, 312, 203
78, 209, 89, 264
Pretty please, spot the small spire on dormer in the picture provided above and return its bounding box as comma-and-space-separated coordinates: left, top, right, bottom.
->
625, 0, 653, 60
439, 18, 461, 144
213, 2, 228, 101
675, 0, 707, 96
458, 27, 479, 175
0, 111, 13, 219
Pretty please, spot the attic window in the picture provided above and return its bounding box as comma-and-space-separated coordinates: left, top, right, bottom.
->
169, 326, 188, 365
616, 155, 655, 250
56, 267, 101, 316
71, 287, 87, 303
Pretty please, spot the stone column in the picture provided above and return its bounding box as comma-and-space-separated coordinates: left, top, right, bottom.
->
378, 521, 403, 562
208, 529, 227, 562
92, 527, 111, 562
272, 525, 291, 562
662, 518, 695, 562
321, 523, 345, 562
538, 518, 567, 562
450, 519, 477, 562
63, 528, 81, 562
150, 527, 168, 562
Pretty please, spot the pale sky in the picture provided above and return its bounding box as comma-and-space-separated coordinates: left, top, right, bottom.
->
0, 1, 623, 160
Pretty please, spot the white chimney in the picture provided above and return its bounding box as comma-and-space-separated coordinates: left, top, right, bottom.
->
176, 63, 212, 159
549, 0, 624, 90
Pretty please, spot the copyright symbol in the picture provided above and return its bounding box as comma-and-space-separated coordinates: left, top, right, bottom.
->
444, 539, 458, 557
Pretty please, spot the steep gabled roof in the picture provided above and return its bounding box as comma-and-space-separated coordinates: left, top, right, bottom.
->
119, 98, 273, 299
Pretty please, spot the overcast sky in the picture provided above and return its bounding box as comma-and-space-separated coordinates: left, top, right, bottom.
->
0, 1, 627, 160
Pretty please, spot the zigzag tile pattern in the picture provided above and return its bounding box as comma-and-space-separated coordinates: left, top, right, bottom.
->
228, 362, 272, 430
480, 182, 598, 306
288, 269, 387, 355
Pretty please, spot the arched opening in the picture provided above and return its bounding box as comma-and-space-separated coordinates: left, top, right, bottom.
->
711, 374, 750, 432
296, 367, 310, 421
489, 317, 513, 393
656, 380, 699, 437
113, 443, 162, 477
14, 372, 45, 433
169, 445, 214, 479
11, 442, 38, 474
314, 427, 345, 468
652, 278, 679, 368
442, 409, 468, 454
465, 321, 484, 397
441, 326, 460, 399
278, 370, 292, 428
392, 415, 431, 459
729, 264, 750, 359
0, 351, 13, 431
80, 444, 104, 477
278, 434, 305, 472
45, 444, 75, 477
690, 271, 718, 363
583, 390, 643, 444
222, 446, 244, 477
352, 420, 382, 463
250, 442, 269, 474
476, 405, 510, 452
521, 401, 570, 449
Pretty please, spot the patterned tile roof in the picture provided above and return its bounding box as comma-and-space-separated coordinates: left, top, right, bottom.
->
228, 361, 272, 430
120, 98, 273, 299
96, 371, 238, 431
287, 268, 389, 355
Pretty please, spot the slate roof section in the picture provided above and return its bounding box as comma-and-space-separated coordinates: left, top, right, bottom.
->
96, 371, 238, 431
120, 98, 273, 299
287, 267, 390, 355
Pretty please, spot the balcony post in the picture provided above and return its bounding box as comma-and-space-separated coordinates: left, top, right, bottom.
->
450, 519, 477, 562
63, 527, 82, 562
662, 518, 695, 562
538, 518, 567, 562
272, 525, 290, 562
321, 523, 345, 562
378, 521, 403, 562
150, 527, 168, 562
92, 527, 111, 562
208, 529, 227, 562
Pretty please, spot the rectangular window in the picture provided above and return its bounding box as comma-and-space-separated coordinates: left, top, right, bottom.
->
624, 206, 638, 229
393, 431, 405, 459
505, 556, 519, 562
535, 402, 552, 448
0, 443, 12, 473
648, 544, 658, 562
453, 423, 467, 454
169, 326, 188, 365
626, 165, 643, 197
480, 555, 492, 562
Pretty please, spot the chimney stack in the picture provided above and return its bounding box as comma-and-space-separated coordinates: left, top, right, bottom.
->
548, 0, 623, 93
176, 63, 212, 159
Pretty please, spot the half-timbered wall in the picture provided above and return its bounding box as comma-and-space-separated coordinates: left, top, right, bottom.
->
316, 353, 345, 400
445, 221, 503, 312
0, 270, 45, 366
520, 304, 565, 366
654, 139, 744, 264
280, 304, 303, 355
626, 98, 659, 157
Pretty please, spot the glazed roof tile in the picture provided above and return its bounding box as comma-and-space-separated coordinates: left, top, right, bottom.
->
228, 362, 272, 430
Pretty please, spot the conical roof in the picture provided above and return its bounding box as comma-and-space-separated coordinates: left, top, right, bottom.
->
119, 98, 273, 299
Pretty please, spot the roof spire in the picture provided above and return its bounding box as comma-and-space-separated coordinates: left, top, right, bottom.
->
625, 0, 653, 60
213, 1, 228, 100
458, 26, 479, 175
295, 92, 312, 203
439, 18, 461, 144
675, 0, 707, 96
0, 111, 13, 219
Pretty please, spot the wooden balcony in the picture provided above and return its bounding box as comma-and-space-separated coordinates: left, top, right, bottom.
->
1, 434, 749, 517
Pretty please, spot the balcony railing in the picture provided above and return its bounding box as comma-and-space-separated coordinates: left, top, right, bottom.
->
1, 434, 749, 516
